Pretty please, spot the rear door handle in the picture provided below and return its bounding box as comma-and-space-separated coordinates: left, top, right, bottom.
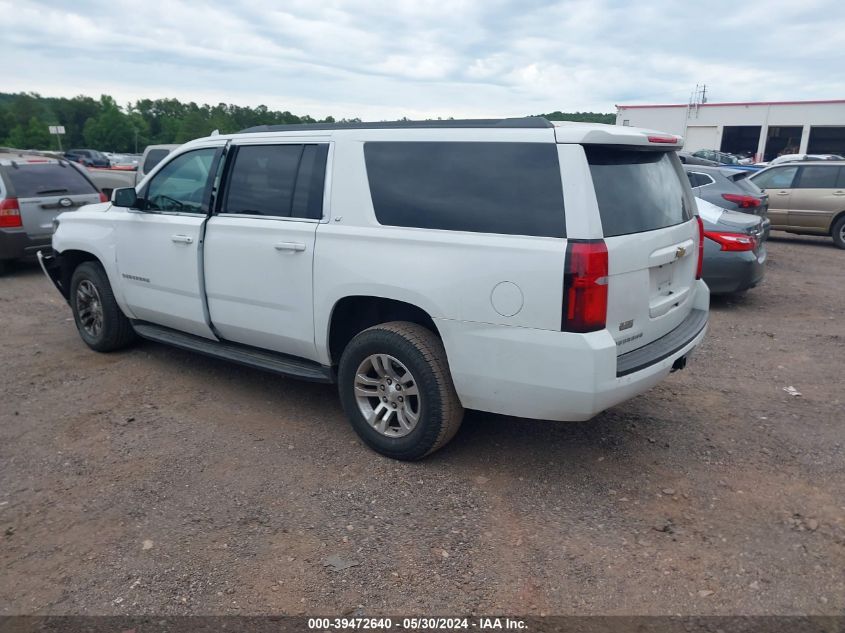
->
775, 191, 790, 196
833, 191, 845, 196
171, 234, 193, 244
274, 242, 306, 252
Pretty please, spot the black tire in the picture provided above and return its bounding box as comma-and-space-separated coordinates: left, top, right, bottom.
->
70, 261, 137, 352
831, 215, 845, 250
338, 321, 464, 460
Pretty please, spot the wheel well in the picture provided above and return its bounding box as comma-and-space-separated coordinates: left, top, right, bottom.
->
58, 250, 100, 299
830, 210, 845, 234
329, 296, 439, 364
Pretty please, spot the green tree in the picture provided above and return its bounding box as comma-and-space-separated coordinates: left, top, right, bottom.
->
6, 116, 52, 149
83, 101, 135, 152
175, 110, 211, 143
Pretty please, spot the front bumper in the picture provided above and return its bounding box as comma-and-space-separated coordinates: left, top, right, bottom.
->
37, 250, 69, 302
435, 279, 710, 422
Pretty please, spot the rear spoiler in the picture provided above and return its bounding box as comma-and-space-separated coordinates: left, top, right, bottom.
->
550, 121, 684, 149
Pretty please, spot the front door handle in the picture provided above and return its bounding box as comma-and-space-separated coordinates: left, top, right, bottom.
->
171, 234, 193, 244
274, 242, 306, 252
833, 191, 845, 196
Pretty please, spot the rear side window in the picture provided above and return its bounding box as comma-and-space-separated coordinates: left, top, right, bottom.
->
222, 144, 328, 219
143, 149, 171, 174
752, 166, 798, 190
687, 172, 713, 188
796, 165, 838, 188
586, 148, 691, 237
364, 142, 565, 238
4, 164, 97, 198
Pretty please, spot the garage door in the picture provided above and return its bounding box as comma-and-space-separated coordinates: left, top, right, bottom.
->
683, 126, 720, 153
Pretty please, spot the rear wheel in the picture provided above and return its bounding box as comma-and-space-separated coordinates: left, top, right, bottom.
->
831, 215, 845, 249
70, 261, 136, 352
338, 322, 463, 460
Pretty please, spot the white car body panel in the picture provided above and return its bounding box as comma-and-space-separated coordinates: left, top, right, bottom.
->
49, 121, 708, 423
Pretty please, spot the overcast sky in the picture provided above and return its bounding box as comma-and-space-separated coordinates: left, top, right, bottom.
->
3, 0, 844, 119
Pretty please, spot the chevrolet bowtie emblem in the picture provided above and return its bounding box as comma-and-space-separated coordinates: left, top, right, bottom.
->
675, 246, 686, 259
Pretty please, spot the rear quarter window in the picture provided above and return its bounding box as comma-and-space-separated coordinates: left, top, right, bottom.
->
4, 163, 97, 198
364, 142, 566, 238
586, 148, 691, 237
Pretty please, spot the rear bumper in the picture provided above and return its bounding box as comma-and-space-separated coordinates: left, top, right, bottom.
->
436, 279, 710, 422
0, 229, 50, 261
703, 246, 766, 294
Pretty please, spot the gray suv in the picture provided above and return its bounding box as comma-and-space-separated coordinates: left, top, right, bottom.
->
0, 157, 103, 273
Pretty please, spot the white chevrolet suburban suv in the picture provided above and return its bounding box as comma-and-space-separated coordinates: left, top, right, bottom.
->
39, 118, 709, 460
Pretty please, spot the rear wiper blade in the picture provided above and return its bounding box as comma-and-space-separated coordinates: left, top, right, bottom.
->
37, 188, 69, 194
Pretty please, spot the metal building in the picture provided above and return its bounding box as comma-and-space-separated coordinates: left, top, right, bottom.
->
615, 99, 845, 162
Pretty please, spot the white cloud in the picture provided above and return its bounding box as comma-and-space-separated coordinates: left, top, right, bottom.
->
2, 0, 843, 119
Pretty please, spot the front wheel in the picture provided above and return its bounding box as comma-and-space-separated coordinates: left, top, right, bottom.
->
831, 215, 845, 250
70, 261, 137, 352
338, 322, 464, 460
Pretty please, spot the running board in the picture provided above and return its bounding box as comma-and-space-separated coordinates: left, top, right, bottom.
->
132, 322, 334, 383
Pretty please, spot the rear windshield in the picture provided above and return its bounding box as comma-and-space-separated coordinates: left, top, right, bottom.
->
364, 141, 566, 238
586, 147, 691, 237
4, 163, 97, 198
143, 149, 171, 174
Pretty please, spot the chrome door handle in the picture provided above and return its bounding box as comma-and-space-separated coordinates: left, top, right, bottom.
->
833, 191, 845, 196
274, 242, 306, 252
775, 191, 790, 196
171, 234, 193, 244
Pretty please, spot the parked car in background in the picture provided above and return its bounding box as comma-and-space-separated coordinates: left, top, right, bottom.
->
766, 153, 845, 166
39, 118, 709, 460
0, 156, 105, 274
64, 149, 111, 168
750, 161, 845, 249
691, 149, 764, 172
696, 198, 767, 295
685, 165, 769, 233
678, 152, 720, 166
85, 144, 178, 197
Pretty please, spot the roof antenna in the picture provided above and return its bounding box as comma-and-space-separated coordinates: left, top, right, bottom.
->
210, 129, 220, 136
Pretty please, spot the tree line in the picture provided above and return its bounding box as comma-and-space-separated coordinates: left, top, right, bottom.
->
0, 92, 614, 154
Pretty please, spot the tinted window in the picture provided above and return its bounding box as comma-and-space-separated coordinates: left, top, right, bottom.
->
838, 167, 845, 188
364, 142, 565, 237
586, 148, 691, 237
752, 166, 798, 190
144, 148, 216, 213
5, 163, 97, 198
796, 165, 838, 188
222, 144, 328, 219
687, 172, 713, 188
142, 149, 171, 174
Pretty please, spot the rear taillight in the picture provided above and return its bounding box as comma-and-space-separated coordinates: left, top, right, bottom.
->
0, 198, 22, 228
721, 193, 761, 209
99, 192, 109, 203
695, 216, 704, 280
562, 240, 608, 333
704, 230, 757, 252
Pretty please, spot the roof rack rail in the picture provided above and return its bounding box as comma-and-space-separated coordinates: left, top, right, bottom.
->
237, 117, 554, 134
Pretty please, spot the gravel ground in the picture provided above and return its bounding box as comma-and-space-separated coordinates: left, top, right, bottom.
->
0, 232, 843, 616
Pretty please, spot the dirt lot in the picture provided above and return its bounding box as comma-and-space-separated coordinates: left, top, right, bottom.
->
1, 233, 843, 616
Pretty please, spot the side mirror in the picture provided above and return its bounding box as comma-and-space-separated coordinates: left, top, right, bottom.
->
112, 187, 139, 209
